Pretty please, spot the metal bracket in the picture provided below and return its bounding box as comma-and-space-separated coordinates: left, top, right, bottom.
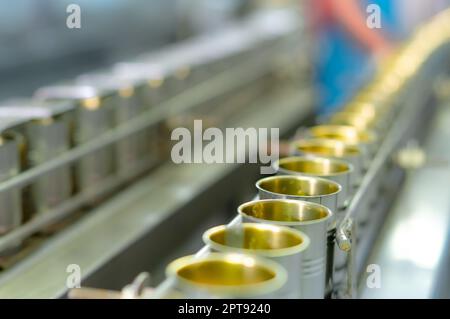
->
336, 217, 356, 298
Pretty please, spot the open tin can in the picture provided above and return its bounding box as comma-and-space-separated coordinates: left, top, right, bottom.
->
294, 138, 364, 188
166, 253, 287, 298
307, 125, 378, 169
76, 72, 159, 176
0, 99, 74, 217
203, 223, 310, 298
239, 199, 333, 298
0, 124, 22, 236
34, 84, 115, 196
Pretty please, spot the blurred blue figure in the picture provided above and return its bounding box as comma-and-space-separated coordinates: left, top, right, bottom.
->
310, 0, 449, 116
310, 0, 396, 116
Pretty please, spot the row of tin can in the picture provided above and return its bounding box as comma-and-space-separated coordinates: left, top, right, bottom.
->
162, 8, 450, 299
0, 11, 303, 242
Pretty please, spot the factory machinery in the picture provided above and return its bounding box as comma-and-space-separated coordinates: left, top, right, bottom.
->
0, 8, 450, 299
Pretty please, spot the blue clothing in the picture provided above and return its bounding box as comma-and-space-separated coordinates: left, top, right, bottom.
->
315, 1, 400, 115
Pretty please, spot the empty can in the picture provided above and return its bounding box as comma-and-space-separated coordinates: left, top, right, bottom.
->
274, 156, 353, 211
239, 199, 333, 299
34, 84, 115, 195
0, 99, 74, 217
255, 175, 341, 297
76, 72, 158, 176
329, 111, 378, 133
273, 156, 353, 272
256, 175, 341, 214
166, 253, 287, 298
307, 125, 378, 169
0, 127, 22, 235
203, 223, 310, 298
114, 62, 168, 109
294, 138, 364, 188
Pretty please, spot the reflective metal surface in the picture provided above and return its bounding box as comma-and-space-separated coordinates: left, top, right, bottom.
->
274, 156, 352, 210
239, 199, 332, 298
203, 223, 309, 298
294, 138, 364, 187
166, 253, 287, 298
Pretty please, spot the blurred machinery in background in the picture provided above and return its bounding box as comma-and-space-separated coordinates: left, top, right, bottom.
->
0, 2, 449, 299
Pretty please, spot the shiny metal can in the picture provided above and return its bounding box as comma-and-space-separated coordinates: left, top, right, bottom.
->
114, 64, 168, 163
273, 156, 354, 271
114, 62, 168, 109
166, 253, 287, 299
239, 199, 333, 299
0, 129, 22, 235
76, 72, 158, 176
274, 156, 352, 211
256, 175, 341, 214
307, 125, 378, 169
0, 99, 73, 217
255, 175, 341, 297
293, 138, 364, 188
203, 223, 310, 298
34, 85, 115, 195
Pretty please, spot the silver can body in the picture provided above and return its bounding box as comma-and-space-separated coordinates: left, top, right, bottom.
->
112, 93, 155, 177
295, 151, 363, 189
25, 118, 72, 215
274, 157, 354, 212
203, 224, 309, 299
0, 134, 22, 234
274, 159, 351, 273
239, 198, 333, 299
240, 213, 329, 299
255, 177, 340, 298
74, 98, 115, 193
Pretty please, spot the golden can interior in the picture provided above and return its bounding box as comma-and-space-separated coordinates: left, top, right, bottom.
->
330, 111, 376, 131
310, 125, 361, 144
295, 139, 360, 158
257, 175, 340, 197
205, 223, 304, 251
239, 199, 330, 223
277, 156, 351, 176
172, 255, 277, 286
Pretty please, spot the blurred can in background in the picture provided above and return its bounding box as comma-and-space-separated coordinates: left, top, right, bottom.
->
76, 72, 159, 177
0, 99, 73, 218
34, 84, 115, 196
0, 123, 22, 235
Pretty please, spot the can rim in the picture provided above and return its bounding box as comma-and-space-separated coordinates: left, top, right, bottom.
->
166, 253, 287, 297
309, 124, 378, 145
255, 174, 342, 199
294, 138, 362, 159
238, 198, 333, 226
202, 223, 310, 258
273, 156, 354, 177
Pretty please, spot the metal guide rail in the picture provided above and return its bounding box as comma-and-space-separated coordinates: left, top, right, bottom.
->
0, 10, 306, 257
